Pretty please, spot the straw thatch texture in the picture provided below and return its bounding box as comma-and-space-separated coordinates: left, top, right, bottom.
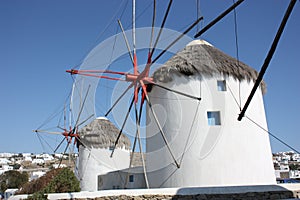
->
78, 118, 131, 149
130, 152, 146, 167
153, 40, 266, 94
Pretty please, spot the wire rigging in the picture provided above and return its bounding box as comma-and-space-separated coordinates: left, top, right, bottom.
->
72, 0, 130, 70
232, 0, 242, 110
245, 115, 300, 154
148, 0, 156, 54
124, 1, 153, 30
196, 0, 201, 33
36, 90, 71, 130
104, 23, 121, 110
238, 0, 297, 121
225, 79, 300, 155
150, 0, 173, 57
194, 0, 244, 38
179, 100, 201, 165
36, 133, 55, 153
226, 82, 241, 109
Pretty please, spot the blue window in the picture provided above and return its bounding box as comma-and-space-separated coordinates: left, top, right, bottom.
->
109, 146, 114, 151
207, 111, 221, 126
129, 175, 134, 182
217, 80, 226, 91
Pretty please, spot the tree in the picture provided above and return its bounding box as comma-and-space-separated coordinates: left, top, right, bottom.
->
43, 167, 80, 193
0, 170, 29, 193
289, 163, 299, 171
12, 163, 21, 170
18, 167, 80, 198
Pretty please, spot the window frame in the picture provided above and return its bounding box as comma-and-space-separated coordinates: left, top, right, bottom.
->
217, 80, 227, 91
129, 174, 134, 182
207, 111, 221, 126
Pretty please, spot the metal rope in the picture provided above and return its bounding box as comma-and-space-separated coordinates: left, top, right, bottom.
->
232, 0, 242, 110
245, 115, 300, 154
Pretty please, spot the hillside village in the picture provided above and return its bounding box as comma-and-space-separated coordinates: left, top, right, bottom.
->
0, 152, 77, 181
273, 151, 300, 181
1, 151, 300, 182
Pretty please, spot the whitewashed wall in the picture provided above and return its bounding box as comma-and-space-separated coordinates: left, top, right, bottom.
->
97, 166, 146, 190
78, 146, 130, 191
146, 75, 275, 188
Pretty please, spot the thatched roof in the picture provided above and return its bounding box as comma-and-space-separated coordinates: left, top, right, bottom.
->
130, 152, 146, 167
153, 40, 266, 93
78, 117, 131, 149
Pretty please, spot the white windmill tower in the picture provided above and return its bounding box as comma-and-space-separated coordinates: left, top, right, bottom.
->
77, 117, 131, 191
66, 0, 297, 190
146, 40, 276, 188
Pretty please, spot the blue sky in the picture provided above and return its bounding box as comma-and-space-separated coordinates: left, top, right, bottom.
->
0, 0, 299, 154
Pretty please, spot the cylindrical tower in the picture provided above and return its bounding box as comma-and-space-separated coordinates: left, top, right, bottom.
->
146, 40, 275, 188
77, 117, 130, 191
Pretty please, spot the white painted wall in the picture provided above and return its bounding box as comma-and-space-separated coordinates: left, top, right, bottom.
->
78, 146, 130, 191
146, 75, 276, 188
98, 167, 146, 190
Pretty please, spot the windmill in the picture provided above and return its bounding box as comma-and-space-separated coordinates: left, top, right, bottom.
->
65, 0, 298, 190
33, 85, 94, 168
65, 0, 246, 189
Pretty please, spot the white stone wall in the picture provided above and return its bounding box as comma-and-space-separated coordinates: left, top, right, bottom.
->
97, 167, 146, 190
146, 75, 276, 188
78, 146, 130, 191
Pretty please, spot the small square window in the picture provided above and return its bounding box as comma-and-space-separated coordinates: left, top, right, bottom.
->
207, 111, 221, 126
129, 175, 134, 182
217, 80, 226, 91
109, 146, 114, 151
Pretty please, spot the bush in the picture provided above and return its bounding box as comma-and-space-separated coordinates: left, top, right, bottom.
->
43, 167, 80, 193
0, 170, 28, 193
289, 163, 299, 170
18, 167, 80, 199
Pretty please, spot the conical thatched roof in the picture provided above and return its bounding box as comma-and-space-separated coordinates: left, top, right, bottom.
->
78, 117, 131, 149
153, 40, 266, 93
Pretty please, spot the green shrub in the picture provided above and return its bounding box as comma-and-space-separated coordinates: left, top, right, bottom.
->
24, 168, 80, 199
0, 171, 28, 193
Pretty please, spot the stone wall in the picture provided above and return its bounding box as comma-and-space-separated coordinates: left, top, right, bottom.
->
68, 190, 297, 200
11, 184, 300, 200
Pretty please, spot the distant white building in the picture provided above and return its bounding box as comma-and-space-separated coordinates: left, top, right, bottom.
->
54, 153, 68, 159
290, 170, 300, 179
52, 163, 67, 169
0, 158, 11, 165
275, 156, 282, 162
0, 153, 14, 158
32, 158, 45, 165
24, 156, 32, 162
43, 155, 54, 162
280, 164, 290, 171
275, 165, 290, 179
0, 164, 13, 175
36, 153, 53, 160
282, 155, 291, 162
292, 154, 300, 162
0, 159, 13, 174
22, 153, 32, 157
30, 171, 46, 181
4, 188, 18, 200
